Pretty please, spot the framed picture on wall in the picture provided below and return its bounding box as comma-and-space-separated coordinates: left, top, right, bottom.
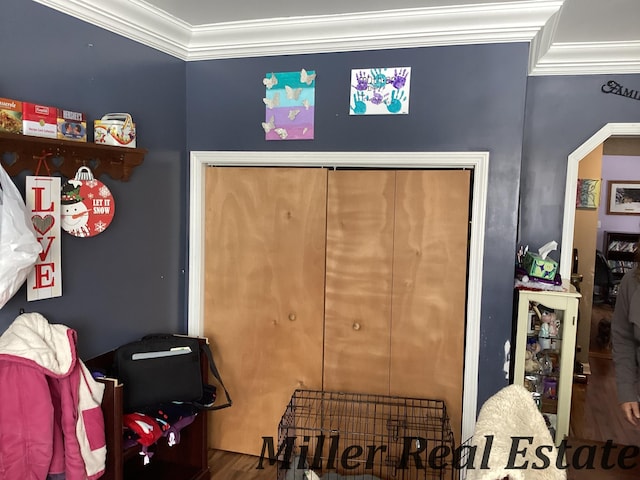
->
607, 180, 640, 215
576, 178, 601, 209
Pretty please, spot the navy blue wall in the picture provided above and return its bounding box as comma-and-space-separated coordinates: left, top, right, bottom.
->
521, 74, 640, 252
0, 0, 187, 358
186, 46, 529, 406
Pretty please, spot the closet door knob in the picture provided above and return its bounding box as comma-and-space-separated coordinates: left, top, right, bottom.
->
288, 313, 297, 321
353, 322, 361, 331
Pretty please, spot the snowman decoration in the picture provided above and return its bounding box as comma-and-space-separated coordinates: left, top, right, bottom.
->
61, 181, 90, 236
61, 166, 115, 238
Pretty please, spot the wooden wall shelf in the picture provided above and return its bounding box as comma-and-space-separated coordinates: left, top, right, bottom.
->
0, 132, 146, 181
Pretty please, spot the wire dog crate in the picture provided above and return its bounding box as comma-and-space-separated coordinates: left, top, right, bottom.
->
276, 390, 455, 480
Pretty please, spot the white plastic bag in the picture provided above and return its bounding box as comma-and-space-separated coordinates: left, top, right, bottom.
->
0, 164, 42, 309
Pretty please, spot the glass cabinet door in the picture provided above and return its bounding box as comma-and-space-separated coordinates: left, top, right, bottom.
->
513, 286, 580, 445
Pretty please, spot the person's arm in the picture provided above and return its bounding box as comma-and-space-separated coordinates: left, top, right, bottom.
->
612, 272, 640, 424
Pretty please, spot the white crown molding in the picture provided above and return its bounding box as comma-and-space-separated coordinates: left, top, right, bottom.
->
35, 0, 640, 75
34, 0, 562, 61
33, 0, 193, 58
530, 40, 640, 76
187, 1, 563, 61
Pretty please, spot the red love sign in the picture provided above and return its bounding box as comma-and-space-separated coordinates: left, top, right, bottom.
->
26, 176, 62, 301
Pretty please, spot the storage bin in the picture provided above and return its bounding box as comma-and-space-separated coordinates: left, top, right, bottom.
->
94, 113, 136, 148
57, 108, 87, 142
23, 102, 57, 139
0, 97, 22, 134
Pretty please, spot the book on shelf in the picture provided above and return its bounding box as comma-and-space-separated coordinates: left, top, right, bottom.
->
608, 240, 637, 253
607, 259, 637, 274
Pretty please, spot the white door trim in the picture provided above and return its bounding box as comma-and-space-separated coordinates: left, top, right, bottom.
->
187, 150, 489, 445
559, 123, 640, 280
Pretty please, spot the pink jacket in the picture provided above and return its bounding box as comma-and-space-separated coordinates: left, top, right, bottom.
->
0, 313, 106, 480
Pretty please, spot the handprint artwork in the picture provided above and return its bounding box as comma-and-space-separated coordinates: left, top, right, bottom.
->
349, 66, 411, 115
262, 69, 315, 140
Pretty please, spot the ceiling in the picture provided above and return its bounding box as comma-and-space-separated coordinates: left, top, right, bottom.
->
33, 0, 640, 75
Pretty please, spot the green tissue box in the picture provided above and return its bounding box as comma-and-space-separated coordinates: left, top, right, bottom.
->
523, 252, 558, 280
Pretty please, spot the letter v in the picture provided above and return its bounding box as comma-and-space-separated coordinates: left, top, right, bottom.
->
38, 236, 55, 261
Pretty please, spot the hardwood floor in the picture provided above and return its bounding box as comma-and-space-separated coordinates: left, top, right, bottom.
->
566, 359, 640, 480
564, 438, 640, 480
209, 442, 640, 480
569, 356, 640, 446
565, 301, 640, 479
588, 303, 613, 358
570, 301, 640, 445
208, 449, 276, 479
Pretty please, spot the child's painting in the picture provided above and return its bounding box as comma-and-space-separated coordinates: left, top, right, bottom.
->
349, 67, 411, 115
576, 178, 601, 209
262, 69, 315, 141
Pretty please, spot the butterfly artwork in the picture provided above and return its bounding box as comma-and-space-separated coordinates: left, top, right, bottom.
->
285, 85, 302, 101
263, 92, 280, 109
263, 73, 278, 89
262, 70, 315, 141
288, 109, 301, 120
274, 128, 288, 139
300, 68, 316, 85
261, 115, 275, 133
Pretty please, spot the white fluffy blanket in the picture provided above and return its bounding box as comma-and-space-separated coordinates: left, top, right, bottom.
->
465, 384, 566, 480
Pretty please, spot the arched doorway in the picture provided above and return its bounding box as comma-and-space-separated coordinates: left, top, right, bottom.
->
560, 123, 640, 278
560, 123, 640, 446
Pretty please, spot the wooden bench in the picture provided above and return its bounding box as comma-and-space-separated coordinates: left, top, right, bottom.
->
85, 338, 210, 480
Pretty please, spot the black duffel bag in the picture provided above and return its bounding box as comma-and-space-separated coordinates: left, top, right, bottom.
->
113, 334, 232, 413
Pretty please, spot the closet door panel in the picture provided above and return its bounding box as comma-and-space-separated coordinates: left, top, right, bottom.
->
389, 169, 470, 441
323, 170, 395, 394
203, 167, 327, 455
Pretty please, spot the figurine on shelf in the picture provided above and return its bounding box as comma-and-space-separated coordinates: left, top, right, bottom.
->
540, 310, 559, 338
538, 329, 551, 350
543, 377, 557, 399
525, 351, 540, 374
525, 340, 541, 373
540, 353, 553, 375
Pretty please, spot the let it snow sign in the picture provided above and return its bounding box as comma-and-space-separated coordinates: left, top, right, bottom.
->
26, 176, 62, 301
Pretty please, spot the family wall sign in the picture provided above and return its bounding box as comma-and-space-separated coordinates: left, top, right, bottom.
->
601, 80, 640, 102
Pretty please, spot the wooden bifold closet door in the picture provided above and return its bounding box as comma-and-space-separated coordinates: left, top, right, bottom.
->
204, 166, 470, 455
323, 169, 470, 441
203, 167, 327, 456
